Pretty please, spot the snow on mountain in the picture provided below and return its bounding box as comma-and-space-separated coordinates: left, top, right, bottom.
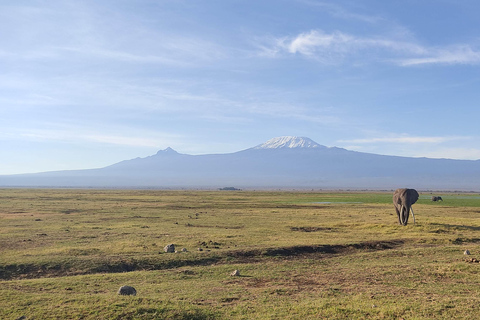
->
253, 136, 324, 149
155, 147, 179, 155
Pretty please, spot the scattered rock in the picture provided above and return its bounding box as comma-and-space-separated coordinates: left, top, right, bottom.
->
164, 244, 175, 253
118, 285, 137, 296
466, 258, 479, 263
464, 250, 471, 255
230, 269, 240, 276
181, 248, 188, 252
197, 248, 203, 251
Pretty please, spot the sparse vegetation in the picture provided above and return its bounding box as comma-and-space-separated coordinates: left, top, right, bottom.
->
1, 189, 480, 319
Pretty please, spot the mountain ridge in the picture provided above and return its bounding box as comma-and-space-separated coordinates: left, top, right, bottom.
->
1, 136, 479, 190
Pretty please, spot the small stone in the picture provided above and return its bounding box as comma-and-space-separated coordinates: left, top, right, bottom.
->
464, 250, 471, 255
230, 269, 240, 276
118, 285, 137, 296
181, 248, 188, 252
164, 244, 175, 253
197, 248, 203, 251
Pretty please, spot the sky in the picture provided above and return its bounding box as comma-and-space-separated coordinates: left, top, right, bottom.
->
2, 0, 480, 174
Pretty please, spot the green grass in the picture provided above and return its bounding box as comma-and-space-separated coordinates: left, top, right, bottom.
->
1, 189, 480, 319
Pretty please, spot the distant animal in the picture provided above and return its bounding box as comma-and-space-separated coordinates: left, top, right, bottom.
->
431, 196, 443, 202
393, 188, 419, 226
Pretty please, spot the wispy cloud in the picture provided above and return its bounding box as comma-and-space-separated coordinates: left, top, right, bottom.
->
3, 124, 182, 149
0, 1, 227, 69
339, 135, 470, 144
264, 28, 480, 67
297, 0, 383, 24
337, 135, 480, 160
267, 29, 424, 64
421, 147, 480, 160
399, 45, 480, 66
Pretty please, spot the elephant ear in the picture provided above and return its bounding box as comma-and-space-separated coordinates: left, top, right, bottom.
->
393, 188, 406, 204
409, 189, 419, 205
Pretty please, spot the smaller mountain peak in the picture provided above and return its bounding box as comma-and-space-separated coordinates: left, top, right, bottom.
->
156, 147, 178, 155
253, 136, 324, 149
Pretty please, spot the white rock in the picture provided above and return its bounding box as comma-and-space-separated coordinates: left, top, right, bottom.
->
164, 244, 175, 253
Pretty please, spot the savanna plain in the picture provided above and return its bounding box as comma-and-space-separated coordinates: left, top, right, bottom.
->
1, 189, 480, 319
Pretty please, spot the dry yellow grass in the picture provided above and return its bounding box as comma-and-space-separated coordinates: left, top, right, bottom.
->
1, 189, 480, 319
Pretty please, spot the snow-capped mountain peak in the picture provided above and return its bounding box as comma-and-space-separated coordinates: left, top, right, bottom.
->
156, 147, 178, 155
253, 136, 324, 149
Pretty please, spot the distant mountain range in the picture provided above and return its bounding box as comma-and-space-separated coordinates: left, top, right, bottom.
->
1, 136, 480, 190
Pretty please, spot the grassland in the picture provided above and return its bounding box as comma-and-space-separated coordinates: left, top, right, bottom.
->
1, 188, 480, 319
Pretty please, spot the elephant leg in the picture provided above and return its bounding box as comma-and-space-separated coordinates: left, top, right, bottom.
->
403, 206, 410, 225
410, 207, 415, 225
399, 207, 404, 225
395, 207, 402, 225
400, 206, 407, 225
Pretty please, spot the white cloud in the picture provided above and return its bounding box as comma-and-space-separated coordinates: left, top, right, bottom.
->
267, 29, 480, 67
339, 135, 469, 144
286, 30, 351, 55
270, 29, 426, 64
337, 135, 480, 160
274, 30, 353, 62
421, 148, 480, 160
399, 45, 480, 66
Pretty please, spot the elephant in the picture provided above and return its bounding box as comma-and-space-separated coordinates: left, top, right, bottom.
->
431, 196, 443, 202
393, 188, 419, 226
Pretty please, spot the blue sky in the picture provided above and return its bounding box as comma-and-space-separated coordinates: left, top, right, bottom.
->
2, 0, 480, 174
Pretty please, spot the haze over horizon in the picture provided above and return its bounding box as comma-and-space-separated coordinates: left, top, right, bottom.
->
2, 1, 480, 175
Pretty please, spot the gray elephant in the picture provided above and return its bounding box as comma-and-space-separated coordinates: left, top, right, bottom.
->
393, 188, 419, 226
431, 196, 443, 202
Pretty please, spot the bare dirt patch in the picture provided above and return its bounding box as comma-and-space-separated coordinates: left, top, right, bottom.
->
290, 226, 334, 232
0, 240, 405, 280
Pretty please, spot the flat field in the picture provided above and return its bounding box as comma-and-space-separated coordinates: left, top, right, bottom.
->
1, 189, 480, 319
